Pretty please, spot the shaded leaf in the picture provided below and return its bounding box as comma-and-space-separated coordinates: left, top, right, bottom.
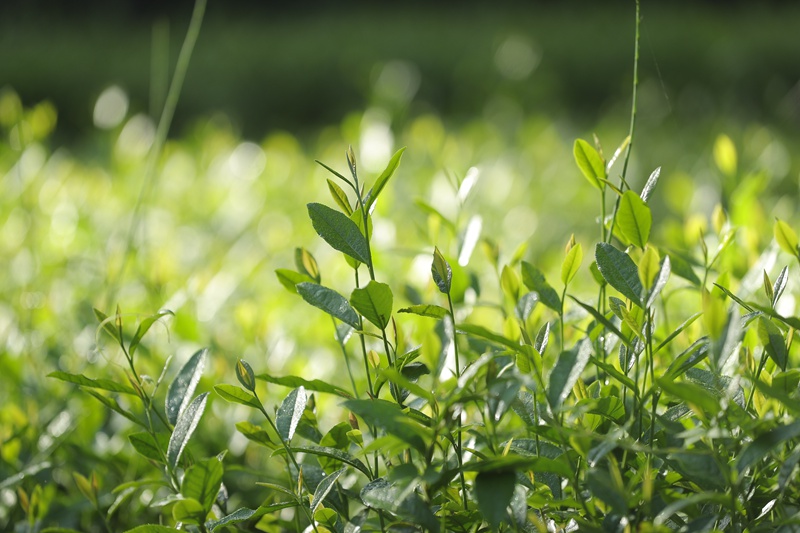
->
167, 392, 209, 468
48, 371, 136, 395
130, 310, 173, 361
84, 390, 144, 428
311, 467, 346, 513
166, 348, 207, 426
595, 243, 644, 307
256, 373, 352, 398
547, 339, 592, 410
296, 282, 360, 329
569, 297, 632, 348
758, 317, 787, 371
307, 202, 370, 265
360, 478, 439, 533
275, 269, 315, 294
737, 420, 800, 474
182, 455, 224, 513
205, 507, 256, 532
129, 432, 169, 464
475, 471, 515, 531
343, 399, 429, 453
214, 384, 261, 410
521, 261, 561, 312
123, 527, 182, 533
235, 421, 275, 448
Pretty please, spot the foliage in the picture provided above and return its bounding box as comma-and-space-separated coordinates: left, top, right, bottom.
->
2, 4, 800, 533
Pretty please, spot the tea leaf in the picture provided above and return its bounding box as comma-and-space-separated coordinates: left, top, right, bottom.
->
360, 478, 440, 532
561, 242, 583, 286
343, 399, 429, 453
520, 262, 561, 311
129, 432, 168, 463
595, 243, 644, 307
645, 255, 671, 309
475, 471, 515, 531
365, 147, 405, 211
431, 247, 452, 294
48, 371, 136, 395
457, 323, 520, 352
129, 309, 173, 361
167, 392, 209, 468
616, 190, 651, 249
398, 304, 448, 319
122, 526, 182, 533
172, 497, 205, 524
93, 308, 122, 345
638, 246, 660, 291
758, 317, 787, 371
640, 166, 661, 203
350, 281, 393, 330
573, 138, 605, 190
166, 348, 207, 426
737, 420, 800, 474
547, 339, 592, 410
84, 390, 144, 428
296, 282, 360, 329
205, 507, 257, 532
774, 219, 799, 257
276, 387, 306, 442
771, 265, 789, 308
256, 374, 352, 398
235, 421, 274, 448
294, 247, 320, 283
281, 445, 371, 478
214, 384, 261, 410
275, 269, 315, 294
327, 178, 352, 216
307, 202, 371, 266
182, 455, 224, 513
311, 467, 346, 513
569, 297, 632, 348
236, 359, 256, 392
713, 133, 737, 176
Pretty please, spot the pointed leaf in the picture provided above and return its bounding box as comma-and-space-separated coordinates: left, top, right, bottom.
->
573, 139, 605, 190
561, 243, 583, 286
520, 261, 561, 311
48, 371, 136, 395
327, 179, 352, 216
350, 281, 393, 330
294, 248, 320, 283
475, 471, 515, 531
296, 282, 360, 328
205, 507, 257, 532
94, 308, 122, 345
236, 359, 256, 392
123, 526, 182, 533
431, 247, 452, 294
276, 387, 306, 442
84, 390, 144, 428
737, 420, 800, 474
275, 269, 314, 294
595, 243, 644, 307
256, 374, 352, 398
365, 147, 405, 211
343, 399, 429, 453
167, 392, 209, 468
307, 202, 370, 265
235, 421, 275, 448
214, 384, 261, 410
182, 456, 224, 513
311, 467, 346, 513
617, 190, 651, 249
360, 478, 439, 532
129, 432, 169, 463
638, 246, 660, 291
398, 304, 448, 319
645, 256, 671, 308
535, 322, 550, 354
640, 166, 661, 203
774, 219, 799, 257
771, 266, 789, 308
547, 339, 592, 410
166, 348, 207, 426
758, 317, 787, 371
282, 445, 371, 478
130, 310, 173, 360
569, 297, 632, 348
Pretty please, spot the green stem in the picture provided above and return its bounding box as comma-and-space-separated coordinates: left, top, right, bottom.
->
107, 0, 207, 307
446, 292, 468, 511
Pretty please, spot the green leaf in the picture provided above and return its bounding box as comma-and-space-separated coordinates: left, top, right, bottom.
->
94, 308, 121, 345
568, 297, 632, 349
172, 497, 205, 524
311, 467, 346, 513
167, 392, 209, 468
275, 269, 315, 294
360, 478, 439, 533
588, 468, 627, 515
129, 432, 169, 463
617, 190, 651, 249
235, 421, 274, 448
475, 471, 515, 531
657, 378, 720, 416
561, 243, 583, 286
236, 359, 256, 392
645, 256, 671, 308
296, 282, 360, 329
640, 166, 661, 203
129, 309, 173, 361
713, 133, 737, 176
327, 178, 352, 216
123, 527, 182, 533
343, 399, 429, 453
282, 445, 371, 478
182, 455, 224, 513
307, 202, 370, 265
774, 219, 799, 257
758, 317, 787, 371
457, 323, 520, 352
520, 262, 561, 312
84, 389, 144, 428
595, 243, 644, 307
47, 371, 136, 395
737, 420, 800, 474
638, 246, 660, 291
573, 138, 605, 190
547, 339, 592, 410
772, 265, 789, 308
276, 387, 306, 442
350, 281, 393, 330
365, 147, 405, 210
214, 384, 261, 409
255, 374, 352, 398
431, 247, 452, 294
166, 348, 207, 426
398, 304, 448, 319
205, 507, 257, 532
294, 247, 320, 283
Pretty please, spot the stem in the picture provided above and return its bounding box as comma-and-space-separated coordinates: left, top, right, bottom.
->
331, 316, 359, 398
746, 349, 768, 413
106, 0, 207, 307
446, 292, 469, 510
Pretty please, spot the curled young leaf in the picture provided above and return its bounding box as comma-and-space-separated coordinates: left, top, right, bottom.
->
431, 247, 452, 294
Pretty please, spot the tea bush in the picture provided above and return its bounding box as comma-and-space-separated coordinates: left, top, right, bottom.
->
3, 3, 800, 533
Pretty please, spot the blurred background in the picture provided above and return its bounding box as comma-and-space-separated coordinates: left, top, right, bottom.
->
2, 1, 800, 529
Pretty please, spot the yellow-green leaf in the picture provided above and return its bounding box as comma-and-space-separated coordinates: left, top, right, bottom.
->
638, 246, 660, 291
774, 219, 799, 258
574, 139, 605, 190
617, 190, 651, 249
561, 242, 583, 286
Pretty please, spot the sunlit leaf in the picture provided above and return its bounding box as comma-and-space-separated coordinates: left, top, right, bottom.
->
350, 281, 393, 330
547, 339, 592, 410
214, 384, 261, 410
166, 348, 207, 426
307, 202, 370, 265
276, 387, 306, 442
595, 243, 644, 307
431, 247, 452, 294
296, 282, 360, 329
561, 242, 583, 286
365, 147, 405, 211
616, 190, 651, 249
167, 392, 209, 468
573, 138, 605, 190
398, 304, 448, 319
520, 262, 561, 312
